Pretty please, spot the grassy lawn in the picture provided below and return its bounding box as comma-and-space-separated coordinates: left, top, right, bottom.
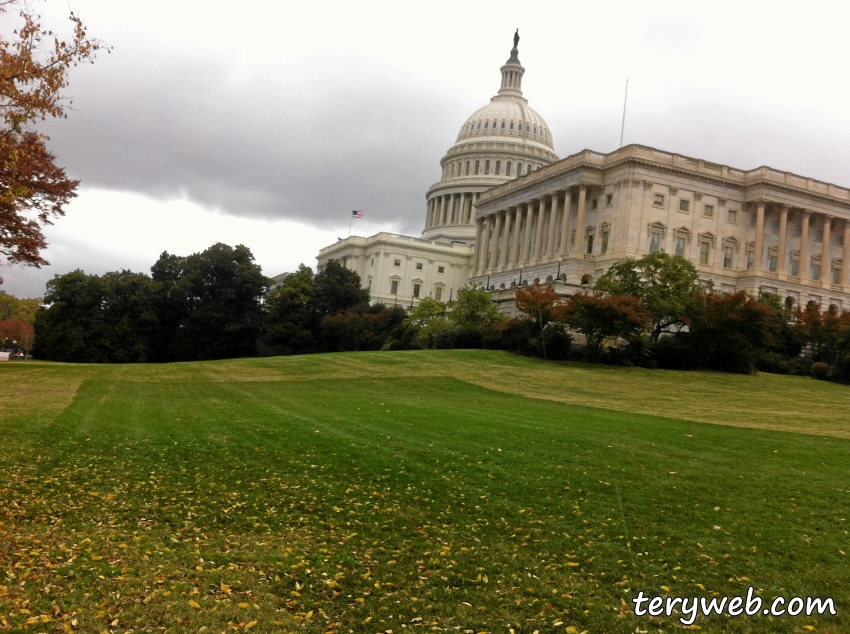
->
0, 350, 847, 633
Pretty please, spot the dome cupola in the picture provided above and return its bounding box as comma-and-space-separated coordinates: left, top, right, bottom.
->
422, 31, 558, 245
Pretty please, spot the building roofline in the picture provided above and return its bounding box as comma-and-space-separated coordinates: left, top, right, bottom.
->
477, 143, 850, 208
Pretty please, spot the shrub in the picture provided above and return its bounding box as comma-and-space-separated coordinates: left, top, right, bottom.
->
811, 362, 831, 381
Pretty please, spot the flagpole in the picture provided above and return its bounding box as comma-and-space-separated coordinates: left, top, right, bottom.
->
349, 214, 353, 238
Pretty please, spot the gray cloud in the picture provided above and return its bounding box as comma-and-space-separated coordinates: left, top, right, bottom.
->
42, 45, 468, 235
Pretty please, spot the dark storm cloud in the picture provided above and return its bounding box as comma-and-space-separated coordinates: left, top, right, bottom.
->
41, 46, 469, 234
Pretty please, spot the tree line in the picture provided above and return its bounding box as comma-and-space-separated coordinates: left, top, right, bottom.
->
28, 246, 850, 382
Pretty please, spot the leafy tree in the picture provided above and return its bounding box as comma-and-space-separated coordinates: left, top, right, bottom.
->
793, 302, 850, 363
559, 292, 649, 359
263, 265, 317, 355
0, 318, 33, 357
514, 283, 564, 360
515, 283, 561, 324
0, 1, 106, 283
0, 290, 40, 323
312, 260, 370, 319
684, 290, 778, 374
33, 269, 157, 362
595, 252, 700, 341
152, 243, 267, 361
448, 286, 505, 328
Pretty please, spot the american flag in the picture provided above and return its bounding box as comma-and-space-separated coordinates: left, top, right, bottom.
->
352, 209, 364, 219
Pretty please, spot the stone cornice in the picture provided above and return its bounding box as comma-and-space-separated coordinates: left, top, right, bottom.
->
476, 144, 850, 211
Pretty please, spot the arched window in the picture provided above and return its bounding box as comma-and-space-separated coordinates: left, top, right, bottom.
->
477, 121, 481, 130
526, 164, 532, 174
506, 161, 512, 176
495, 160, 501, 175
484, 160, 490, 175
534, 126, 538, 135
465, 161, 470, 175
450, 163, 455, 177
509, 121, 514, 130
493, 120, 497, 129
474, 160, 480, 175
501, 120, 505, 129
516, 162, 522, 175
484, 121, 489, 130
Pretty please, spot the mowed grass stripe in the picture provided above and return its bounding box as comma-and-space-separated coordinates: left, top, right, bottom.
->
1, 354, 848, 633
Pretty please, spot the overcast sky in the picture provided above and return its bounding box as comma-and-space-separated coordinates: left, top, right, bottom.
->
4, 0, 850, 297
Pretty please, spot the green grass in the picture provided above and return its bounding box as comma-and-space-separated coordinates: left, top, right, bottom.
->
0, 350, 848, 633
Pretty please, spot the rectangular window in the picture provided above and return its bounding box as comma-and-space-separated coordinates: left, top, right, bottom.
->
704, 204, 714, 218
812, 263, 821, 280
838, 235, 844, 246
675, 236, 685, 256
586, 234, 594, 254
728, 209, 738, 222
434, 286, 443, 301
649, 232, 660, 253
791, 260, 799, 276
679, 199, 690, 212
654, 194, 664, 206
390, 280, 399, 295
795, 225, 802, 237
393, 259, 401, 267
506, 162, 512, 176
606, 194, 613, 206
415, 262, 423, 270
815, 230, 823, 242
750, 214, 757, 227
601, 231, 609, 254
724, 246, 734, 269
591, 198, 598, 210
367, 278, 372, 290
747, 251, 754, 269
699, 241, 710, 264
833, 268, 840, 284
437, 265, 445, 274
769, 254, 777, 272
772, 220, 780, 232
413, 283, 421, 298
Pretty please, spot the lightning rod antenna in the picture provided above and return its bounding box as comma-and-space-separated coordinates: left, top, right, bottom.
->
619, 79, 629, 148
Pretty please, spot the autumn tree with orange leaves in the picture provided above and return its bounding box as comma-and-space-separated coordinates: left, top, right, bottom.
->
0, 0, 106, 283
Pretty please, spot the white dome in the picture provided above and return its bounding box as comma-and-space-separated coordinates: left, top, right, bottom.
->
455, 98, 554, 152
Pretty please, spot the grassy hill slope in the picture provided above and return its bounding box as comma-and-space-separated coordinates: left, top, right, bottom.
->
0, 351, 847, 633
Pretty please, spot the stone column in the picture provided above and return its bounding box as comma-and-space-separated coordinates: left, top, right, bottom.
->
545, 193, 559, 258
532, 200, 546, 261
478, 216, 491, 272
470, 194, 479, 224
520, 203, 534, 264
822, 215, 832, 282
459, 194, 468, 224
754, 201, 765, 272
777, 205, 788, 272
438, 196, 447, 225
842, 220, 850, 286
499, 209, 512, 268
472, 218, 483, 273
573, 185, 587, 256
558, 189, 573, 256
509, 207, 522, 266
488, 213, 503, 271
800, 211, 810, 282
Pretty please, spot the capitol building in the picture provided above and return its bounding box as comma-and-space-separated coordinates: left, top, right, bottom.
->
317, 35, 850, 314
